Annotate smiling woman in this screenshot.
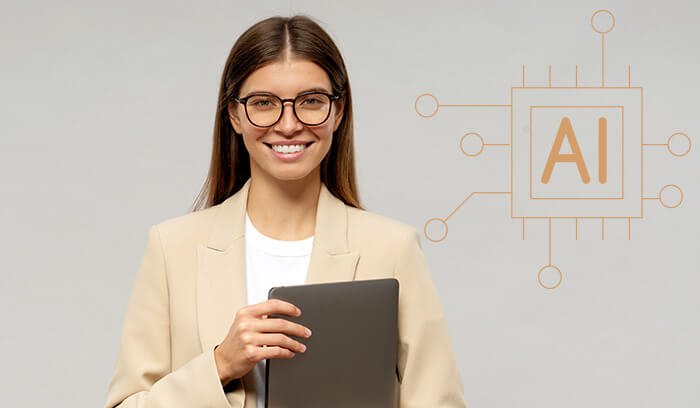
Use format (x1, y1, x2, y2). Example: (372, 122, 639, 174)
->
(228, 59, 343, 182)
(193, 15, 360, 212)
(104, 14, 467, 408)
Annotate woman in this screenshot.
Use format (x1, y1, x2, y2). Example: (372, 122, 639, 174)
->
(105, 15, 466, 408)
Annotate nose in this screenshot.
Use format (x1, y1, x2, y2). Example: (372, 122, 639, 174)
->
(274, 101, 303, 134)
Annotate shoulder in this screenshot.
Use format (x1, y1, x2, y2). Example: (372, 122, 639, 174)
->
(148, 204, 221, 249)
(345, 206, 421, 252)
(344, 206, 432, 283)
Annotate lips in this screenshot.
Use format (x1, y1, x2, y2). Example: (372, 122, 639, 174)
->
(263, 141, 315, 148)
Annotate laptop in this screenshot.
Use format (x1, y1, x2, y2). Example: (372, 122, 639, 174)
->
(265, 278, 399, 408)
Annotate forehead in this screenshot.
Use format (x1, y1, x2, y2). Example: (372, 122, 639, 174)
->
(239, 58, 332, 97)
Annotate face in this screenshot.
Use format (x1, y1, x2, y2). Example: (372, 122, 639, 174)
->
(228, 58, 344, 183)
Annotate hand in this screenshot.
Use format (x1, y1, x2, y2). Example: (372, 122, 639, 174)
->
(213, 299, 312, 386)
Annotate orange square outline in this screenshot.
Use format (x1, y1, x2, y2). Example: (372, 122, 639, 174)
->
(509, 86, 644, 219)
(529, 105, 625, 200)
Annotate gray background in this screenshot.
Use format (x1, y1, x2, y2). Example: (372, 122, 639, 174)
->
(1, 0, 698, 407)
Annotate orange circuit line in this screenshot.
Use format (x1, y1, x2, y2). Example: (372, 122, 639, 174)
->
(601, 33, 606, 86)
(548, 218, 552, 265)
(518, 216, 644, 219)
(439, 104, 512, 107)
(575, 218, 578, 240)
(511, 86, 642, 89)
(622, 107, 625, 196)
(510, 87, 514, 218)
(522, 218, 525, 240)
(530, 105, 622, 108)
(641, 88, 644, 218)
(627, 218, 631, 240)
(532, 197, 624, 200)
(529, 107, 533, 198)
(444, 191, 511, 222)
(601, 218, 605, 240)
(627, 65, 631, 87)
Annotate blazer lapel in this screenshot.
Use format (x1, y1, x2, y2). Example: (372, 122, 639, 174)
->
(305, 182, 360, 285)
(196, 179, 249, 353)
(196, 178, 360, 353)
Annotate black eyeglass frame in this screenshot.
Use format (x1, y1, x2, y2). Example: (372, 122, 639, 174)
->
(233, 91, 342, 128)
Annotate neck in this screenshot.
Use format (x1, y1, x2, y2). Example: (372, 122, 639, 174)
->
(246, 169, 321, 241)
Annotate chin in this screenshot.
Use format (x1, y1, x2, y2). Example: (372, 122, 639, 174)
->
(269, 169, 316, 182)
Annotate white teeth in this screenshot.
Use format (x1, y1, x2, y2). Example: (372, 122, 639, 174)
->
(271, 144, 306, 154)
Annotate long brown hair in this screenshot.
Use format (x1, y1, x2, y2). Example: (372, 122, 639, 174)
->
(192, 15, 363, 211)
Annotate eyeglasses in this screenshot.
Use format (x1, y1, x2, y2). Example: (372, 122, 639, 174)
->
(233, 91, 341, 127)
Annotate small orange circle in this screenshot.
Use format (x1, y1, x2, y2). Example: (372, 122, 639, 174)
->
(460, 132, 485, 157)
(424, 218, 449, 242)
(591, 10, 615, 34)
(537, 264, 563, 290)
(414, 93, 439, 118)
(667, 132, 692, 157)
(659, 184, 684, 209)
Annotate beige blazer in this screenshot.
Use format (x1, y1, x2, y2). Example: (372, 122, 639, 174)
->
(105, 178, 466, 408)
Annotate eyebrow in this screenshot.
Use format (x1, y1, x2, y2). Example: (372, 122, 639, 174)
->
(242, 87, 332, 97)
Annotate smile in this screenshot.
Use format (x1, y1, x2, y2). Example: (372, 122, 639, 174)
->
(263, 142, 314, 154)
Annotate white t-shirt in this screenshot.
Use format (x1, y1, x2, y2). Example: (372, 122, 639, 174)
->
(244, 211, 313, 408)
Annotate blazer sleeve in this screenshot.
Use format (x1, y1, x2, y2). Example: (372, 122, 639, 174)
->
(393, 227, 467, 408)
(104, 225, 240, 408)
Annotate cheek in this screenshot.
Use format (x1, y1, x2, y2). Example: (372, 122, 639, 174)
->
(240, 126, 267, 146)
(314, 129, 334, 157)
(312, 122, 335, 140)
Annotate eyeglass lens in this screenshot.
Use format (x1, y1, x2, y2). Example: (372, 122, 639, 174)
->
(245, 93, 331, 127)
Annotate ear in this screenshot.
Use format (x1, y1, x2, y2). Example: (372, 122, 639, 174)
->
(332, 98, 345, 132)
(227, 102, 243, 134)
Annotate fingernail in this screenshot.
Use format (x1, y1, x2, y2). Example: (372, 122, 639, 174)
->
(301, 344, 307, 352)
(305, 328, 312, 337)
(296, 308, 302, 316)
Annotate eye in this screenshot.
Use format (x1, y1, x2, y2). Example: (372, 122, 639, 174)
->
(301, 97, 322, 105)
(297, 93, 328, 107)
(248, 95, 278, 109)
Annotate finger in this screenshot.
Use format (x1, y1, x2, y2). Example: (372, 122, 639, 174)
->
(254, 333, 307, 353)
(253, 318, 312, 338)
(259, 346, 296, 360)
(245, 299, 302, 318)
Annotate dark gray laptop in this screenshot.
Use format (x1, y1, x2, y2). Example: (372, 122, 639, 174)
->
(265, 278, 399, 408)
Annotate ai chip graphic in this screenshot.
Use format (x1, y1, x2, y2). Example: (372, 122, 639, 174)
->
(415, 10, 692, 289)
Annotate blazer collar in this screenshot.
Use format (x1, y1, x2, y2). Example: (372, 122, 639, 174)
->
(196, 178, 360, 353)
(206, 178, 352, 254)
